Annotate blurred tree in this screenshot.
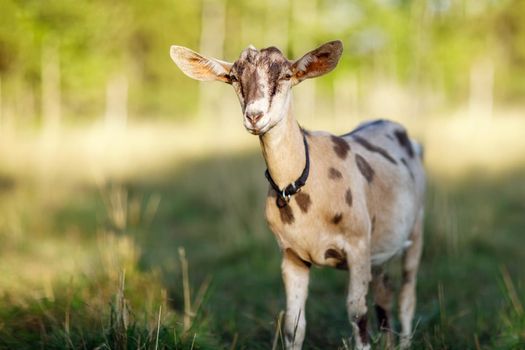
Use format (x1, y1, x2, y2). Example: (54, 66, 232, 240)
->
(493, 0, 525, 102)
(0, 0, 523, 125)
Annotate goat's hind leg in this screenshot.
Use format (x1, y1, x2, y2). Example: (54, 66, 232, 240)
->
(371, 266, 394, 348)
(399, 209, 424, 349)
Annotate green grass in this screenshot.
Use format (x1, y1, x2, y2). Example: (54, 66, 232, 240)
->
(0, 151, 524, 349)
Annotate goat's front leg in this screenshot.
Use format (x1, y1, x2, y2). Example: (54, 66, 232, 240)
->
(346, 240, 372, 350)
(282, 248, 310, 350)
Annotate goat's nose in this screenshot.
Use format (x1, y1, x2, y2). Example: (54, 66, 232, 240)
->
(246, 111, 263, 125)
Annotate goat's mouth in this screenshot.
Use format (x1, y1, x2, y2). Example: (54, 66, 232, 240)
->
(245, 121, 271, 135)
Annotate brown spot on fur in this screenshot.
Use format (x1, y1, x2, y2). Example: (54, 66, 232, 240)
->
(402, 270, 414, 284)
(345, 189, 353, 207)
(331, 136, 350, 159)
(355, 154, 375, 183)
(394, 129, 414, 158)
(352, 135, 397, 165)
(332, 213, 343, 225)
(357, 314, 369, 344)
(244, 70, 263, 103)
(268, 62, 282, 106)
(295, 192, 311, 213)
(328, 167, 342, 180)
(279, 204, 294, 225)
(324, 248, 347, 270)
(371, 216, 376, 234)
(324, 248, 343, 260)
(284, 330, 294, 344)
(401, 157, 415, 180)
(383, 273, 392, 289)
(375, 305, 389, 331)
(337, 262, 347, 270)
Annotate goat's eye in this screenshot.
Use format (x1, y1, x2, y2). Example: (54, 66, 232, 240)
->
(282, 73, 292, 81)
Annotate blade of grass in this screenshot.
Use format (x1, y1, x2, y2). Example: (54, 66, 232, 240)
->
(155, 305, 162, 350)
(500, 265, 523, 315)
(179, 247, 192, 333)
(229, 333, 238, 350)
(271, 311, 284, 350)
(192, 275, 212, 318)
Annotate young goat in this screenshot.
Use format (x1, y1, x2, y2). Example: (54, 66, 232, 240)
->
(170, 40, 425, 350)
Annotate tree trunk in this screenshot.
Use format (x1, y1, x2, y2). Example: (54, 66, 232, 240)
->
(105, 74, 129, 131)
(41, 40, 61, 133)
(198, 0, 227, 121)
(290, 0, 317, 125)
(264, 0, 289, 50)
(468, 57, 494, 121)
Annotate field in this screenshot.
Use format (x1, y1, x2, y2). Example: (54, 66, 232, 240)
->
(2, 0, 525, 348)
(0, 115, 524, 350)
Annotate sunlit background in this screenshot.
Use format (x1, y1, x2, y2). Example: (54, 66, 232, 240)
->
(0, 1, 524, 349)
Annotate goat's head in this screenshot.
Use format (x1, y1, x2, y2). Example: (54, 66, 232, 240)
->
(170, 41, 343, 135)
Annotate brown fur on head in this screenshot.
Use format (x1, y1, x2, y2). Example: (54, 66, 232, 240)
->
(170, 41, 343, 135)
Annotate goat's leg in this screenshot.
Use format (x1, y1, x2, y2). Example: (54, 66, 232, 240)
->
(399, 209, 424, 349)
(282, 248, 310, 350)
(346, 242, 372, 350)
(371, 266, 394, 348)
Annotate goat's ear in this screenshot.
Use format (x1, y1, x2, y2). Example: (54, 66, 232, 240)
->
(291, 40, 343, 85)
(170, 45, 233, 83)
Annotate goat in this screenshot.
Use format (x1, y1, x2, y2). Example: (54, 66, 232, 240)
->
(170, 40, 425, 350)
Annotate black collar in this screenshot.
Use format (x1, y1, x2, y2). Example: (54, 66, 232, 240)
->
(264, 132, 310, 208)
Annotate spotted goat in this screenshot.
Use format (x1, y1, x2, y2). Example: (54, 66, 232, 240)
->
(170, 40, 425, 350)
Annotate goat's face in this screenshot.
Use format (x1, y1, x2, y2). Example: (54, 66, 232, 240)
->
(230, 46, 293, 134)
(170, 41, 343, 135)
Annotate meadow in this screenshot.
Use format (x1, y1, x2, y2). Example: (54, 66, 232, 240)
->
(1, 0, 525, 348)
(0, 115, 523, 350)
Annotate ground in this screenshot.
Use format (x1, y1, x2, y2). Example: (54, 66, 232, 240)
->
(0, 120, 524, 349)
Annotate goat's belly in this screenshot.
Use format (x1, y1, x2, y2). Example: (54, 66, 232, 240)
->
(370, 242, 406, 265)
(369, 189, 420, 265)
(370, 225, 413, 265)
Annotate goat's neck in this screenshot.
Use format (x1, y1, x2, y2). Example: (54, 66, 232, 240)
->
(259, 104, 306, 190)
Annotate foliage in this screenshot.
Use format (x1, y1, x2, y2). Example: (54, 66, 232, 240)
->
(1, 0, 524, 122)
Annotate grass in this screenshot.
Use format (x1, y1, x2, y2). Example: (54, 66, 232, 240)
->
(0, 120, 524, 349)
